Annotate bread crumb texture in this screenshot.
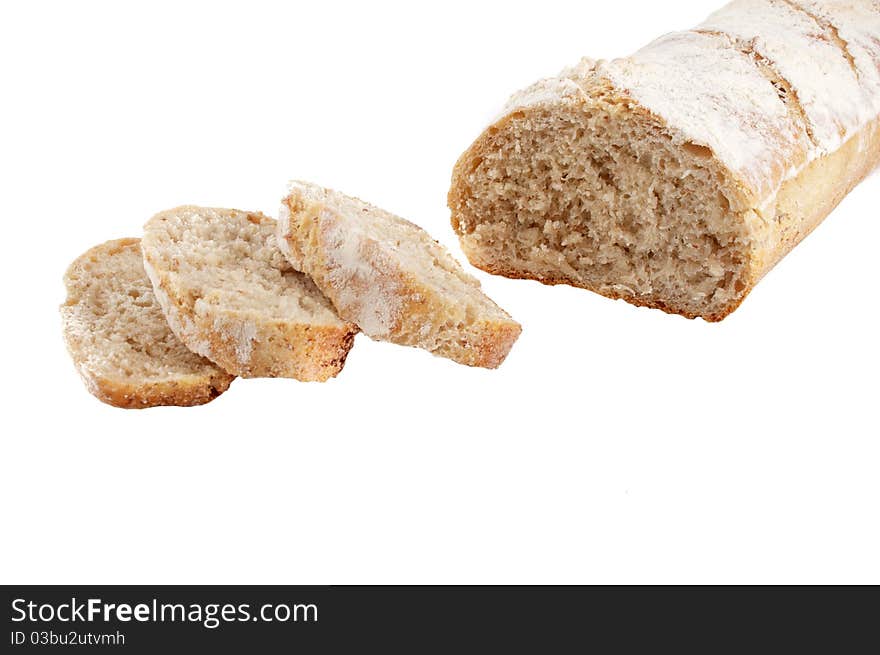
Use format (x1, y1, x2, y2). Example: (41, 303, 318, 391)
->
(142, 206, 357, 380)
(61, 238, 234, 408)
(279, 181, 521, 369)
(449, 0, 880, 321)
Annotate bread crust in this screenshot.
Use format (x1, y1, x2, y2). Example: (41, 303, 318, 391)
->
(752, 113, 880, 284)
(71, 366, 233, 409)
(142, 207, 357, 381)
(449, 1, 880, 321)
(61, 238, 234, 409)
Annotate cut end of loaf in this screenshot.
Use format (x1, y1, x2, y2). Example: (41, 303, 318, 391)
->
(449, 88, 756, 321)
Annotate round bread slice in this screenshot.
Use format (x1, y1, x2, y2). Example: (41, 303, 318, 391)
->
(61, 238, 234, 408)
(278, 181, 521, 369)
(142, 206, 357, 381)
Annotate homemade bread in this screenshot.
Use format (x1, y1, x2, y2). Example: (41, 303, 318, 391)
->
(61, 238, 234, 408)
(278, 182, 521, 368)
(448, 0, 880, 321)
(142, 206, 357, 380)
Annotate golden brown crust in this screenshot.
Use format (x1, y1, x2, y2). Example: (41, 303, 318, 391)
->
(72, 366, 233, 410)
(465, 320, 523, 369)
(461, 257, 747, 323)
(748, 114, 880, 285)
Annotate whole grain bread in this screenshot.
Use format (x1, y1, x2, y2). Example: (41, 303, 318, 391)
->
(61, 238, 234, 408)
(142, 206, 357, 381)
(278, 181, 521, 369)
(448, 0, 880, 321)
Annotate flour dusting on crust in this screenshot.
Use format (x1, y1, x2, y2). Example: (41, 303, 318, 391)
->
(320, 214, 402, 337)
(601, 30, 811, 201)
(700, 0, 872, 154)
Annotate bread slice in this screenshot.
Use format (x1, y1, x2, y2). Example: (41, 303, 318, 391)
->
(448, 0, 880, 321)
(61, 238, 234, 408)
(278, 181, 521, 369)
(142, 206, 357, 381)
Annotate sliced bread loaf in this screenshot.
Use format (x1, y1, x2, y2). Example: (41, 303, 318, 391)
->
(61, 238, 234, 408)
(142, 206, 357, 381)
(278, 182, 521, 369)
(448, 0, 880, 321)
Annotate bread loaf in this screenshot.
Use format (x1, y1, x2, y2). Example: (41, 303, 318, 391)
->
(448, 0, 880, 321)
(278, 182, 521, 368)
(61, 239, 234, 408)
(142, 206, 358, 380)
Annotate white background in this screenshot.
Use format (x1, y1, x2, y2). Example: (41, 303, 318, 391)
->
(1, 0, 877, 584)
